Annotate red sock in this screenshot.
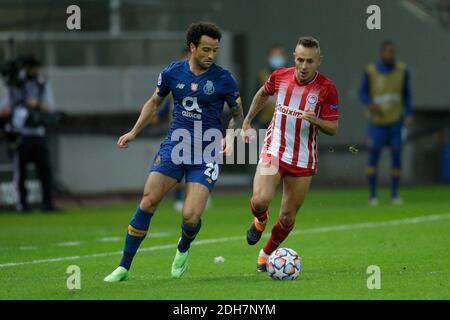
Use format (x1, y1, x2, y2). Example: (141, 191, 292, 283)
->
(263, 220, 294, 255)
(250, 198, 268, 222)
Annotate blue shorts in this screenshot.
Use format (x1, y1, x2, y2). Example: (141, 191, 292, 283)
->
(368, 120, 405, 150)
(149, 145, 220, 191)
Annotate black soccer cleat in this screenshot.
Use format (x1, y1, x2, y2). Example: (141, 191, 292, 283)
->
(256, 262, 267, 273)
(246, 219, 264, 245)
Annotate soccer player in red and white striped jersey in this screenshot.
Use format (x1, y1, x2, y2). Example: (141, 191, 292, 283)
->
(241, 37, 340, 271)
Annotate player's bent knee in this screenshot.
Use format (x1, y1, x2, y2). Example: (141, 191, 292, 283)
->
(251, 194, 271, 212)
(279, 214, 296, 228)
(182, 215, 201, 227)
(139, 195, 159, 212)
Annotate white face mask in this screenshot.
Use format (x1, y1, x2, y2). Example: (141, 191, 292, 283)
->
(269, 56, 286, 69)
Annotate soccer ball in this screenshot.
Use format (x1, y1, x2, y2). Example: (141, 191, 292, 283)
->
(267, 248, 302, 280)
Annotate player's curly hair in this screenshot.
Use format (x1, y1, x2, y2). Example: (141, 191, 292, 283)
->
(186, 22, 222, 47)
(297, 36, 321, 54)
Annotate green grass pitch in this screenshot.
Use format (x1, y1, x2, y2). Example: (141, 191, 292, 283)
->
(0, 186, 449, 300)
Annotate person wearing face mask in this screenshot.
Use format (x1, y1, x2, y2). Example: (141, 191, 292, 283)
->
(0, 54, 59, 213)
(359, 41, 413, 206)
(253, 44, 287, 129)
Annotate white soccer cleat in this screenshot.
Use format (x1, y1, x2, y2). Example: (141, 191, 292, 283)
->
(391, 197, 403, 205)
(369, 198, 379, 206)
(104, 266, 129, 282)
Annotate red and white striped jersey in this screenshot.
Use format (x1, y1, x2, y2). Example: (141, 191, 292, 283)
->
(261, 67, 340, 170)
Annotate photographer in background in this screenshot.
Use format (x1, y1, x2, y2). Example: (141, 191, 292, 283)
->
(0, 54, 60, 213)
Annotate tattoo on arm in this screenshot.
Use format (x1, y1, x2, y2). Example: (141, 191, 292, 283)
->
(227, 102, 244, 130)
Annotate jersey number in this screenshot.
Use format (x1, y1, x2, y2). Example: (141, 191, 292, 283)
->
(204, 163, 219, 181)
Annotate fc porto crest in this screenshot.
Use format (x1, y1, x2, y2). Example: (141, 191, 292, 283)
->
(191, 83, 198, 91)
(203, 80, 215, 95)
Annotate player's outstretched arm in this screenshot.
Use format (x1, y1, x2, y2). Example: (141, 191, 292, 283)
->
(241, 86, 270, 141)
(117, 91, 165, 148)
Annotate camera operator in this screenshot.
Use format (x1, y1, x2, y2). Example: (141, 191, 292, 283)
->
(0, 54, 59, 213)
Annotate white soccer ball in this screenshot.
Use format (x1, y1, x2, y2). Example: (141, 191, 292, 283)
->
(267, 248, 302, 280)
(214, 256, 225, 263)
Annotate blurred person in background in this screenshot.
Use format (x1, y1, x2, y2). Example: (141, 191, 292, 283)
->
(359, 41, 413, 206)
(0, 54, 60, 213)
(252, 44, 287, 130)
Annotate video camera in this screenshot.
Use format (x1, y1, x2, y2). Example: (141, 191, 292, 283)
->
(24, 108, 66, 127)
(0, 58, 25, 88)
(0, 54, 65, 131)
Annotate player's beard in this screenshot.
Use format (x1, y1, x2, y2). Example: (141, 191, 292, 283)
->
(199, 59, 213, 70)
(192, 54, 212, 70)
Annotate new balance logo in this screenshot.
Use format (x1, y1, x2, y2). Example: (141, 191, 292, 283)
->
(176, 83, 185, 89)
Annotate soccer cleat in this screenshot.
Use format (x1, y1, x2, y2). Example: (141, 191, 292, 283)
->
(256, 250, 268, 272)
(246, 217, 267, 245)
(369, 197, 379, 206)
(391, 197, 403, 205)
(171, 249, 189, 278)
(256, 263, 267, 272)
(104, 266, 129, 282)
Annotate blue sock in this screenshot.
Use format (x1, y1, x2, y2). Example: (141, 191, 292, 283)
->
(368, 173, 377, 199)
(367, 148, 381, 199)
(119, 207, 154, 270)
(174, 187, 183, 201)
(391, 148, 402, 198)
(177, 220, 202, 253)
